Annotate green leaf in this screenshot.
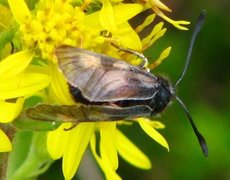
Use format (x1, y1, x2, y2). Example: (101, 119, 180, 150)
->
(0, 0, 9, 6)
(7, 131, 53, 179)
(0, 27, 16, 58)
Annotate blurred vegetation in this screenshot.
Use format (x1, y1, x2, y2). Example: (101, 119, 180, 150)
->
(132, 1, 230, 179)
(40, 1, 230, 179)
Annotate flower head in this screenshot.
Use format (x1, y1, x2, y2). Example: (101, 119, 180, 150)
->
(1, 0, 190, 179)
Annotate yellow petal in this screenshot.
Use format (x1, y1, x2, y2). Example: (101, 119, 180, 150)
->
(149, 46, 171, 69)
(0, 98, 24, 123)
(0, 72, 50, 100)
(47, 123, 72, 159)
(113, 22, 142, 50)
(154, 8, 190, 30)
(150, 0, 171, 12)
(63, 123, 95, 180)
(85, 3, 142, 29)
(113, 4, 143, 25)
(49, 64, 74, 105)
(141, 21, 164, 49)
(139, 119, 169, 151)
(156, 46, 171, 62)
(100, 122, 118, 170)
(116, 130, 151, 169)
(0, 50, 35, 79)
(8, 0, 31, 24)
(147, 120, 165, 129)
(0, 129, 12, 152)
(90, 135, 121, 180)
(100, 0, 117, 31)
(150, 28, 166, 45)
(135, 14, 156, 33)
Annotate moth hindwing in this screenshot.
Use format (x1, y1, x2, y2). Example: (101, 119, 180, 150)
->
(26, 104, 152, 122)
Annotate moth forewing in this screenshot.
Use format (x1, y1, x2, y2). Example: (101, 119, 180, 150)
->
(55, 46, 160, 102)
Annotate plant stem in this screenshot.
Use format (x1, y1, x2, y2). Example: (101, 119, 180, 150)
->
(0, 152, 8, 180)
(0, 124, 16, 180)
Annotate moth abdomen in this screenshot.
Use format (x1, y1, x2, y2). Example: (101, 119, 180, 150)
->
(68, 84, 104, 106)
(68, 76, 173, 116)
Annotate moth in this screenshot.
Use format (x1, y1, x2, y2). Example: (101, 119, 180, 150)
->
(26, 11, 208, 156)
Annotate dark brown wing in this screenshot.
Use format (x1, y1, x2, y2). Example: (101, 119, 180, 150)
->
(56, 46, 159, 102)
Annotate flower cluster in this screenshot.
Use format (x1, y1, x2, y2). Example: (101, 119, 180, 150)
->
(0, 0, 189, 179)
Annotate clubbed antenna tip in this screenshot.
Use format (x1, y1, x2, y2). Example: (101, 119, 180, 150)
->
(176, 96, 208, 157)
(174, 10, 206, 87)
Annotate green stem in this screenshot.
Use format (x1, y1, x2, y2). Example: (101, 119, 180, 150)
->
(0, 124, 16, 180)
(0, 152, 8, 180)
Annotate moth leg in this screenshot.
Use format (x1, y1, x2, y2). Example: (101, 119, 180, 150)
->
(10, 42, 15, 54)
(100, 30, 112, 37)
(111, 43, 148, 69)
(64, 123, 78, 131)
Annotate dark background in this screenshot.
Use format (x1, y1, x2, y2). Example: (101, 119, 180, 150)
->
(40, 0, 230, 179)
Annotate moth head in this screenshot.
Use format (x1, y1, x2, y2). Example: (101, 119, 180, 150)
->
(149, 76, 175, 115)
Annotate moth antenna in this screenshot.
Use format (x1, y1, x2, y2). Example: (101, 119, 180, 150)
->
(174, 10, 206, 87)
(175, 96, 208, 157)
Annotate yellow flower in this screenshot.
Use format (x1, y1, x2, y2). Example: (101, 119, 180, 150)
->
(4, 0, 189, 179)
(0, 49, 49, 152)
